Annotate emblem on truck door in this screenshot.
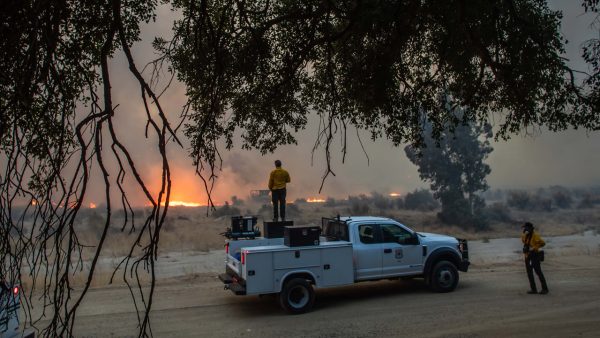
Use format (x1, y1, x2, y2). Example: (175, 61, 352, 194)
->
(395, 248, 403, 259)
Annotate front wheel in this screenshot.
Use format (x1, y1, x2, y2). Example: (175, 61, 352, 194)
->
(429, 260, 459, 293)
(278, 278, 315, 314)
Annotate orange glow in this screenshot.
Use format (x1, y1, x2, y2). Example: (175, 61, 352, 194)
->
(389, 193, 401, 197)
(163, 200, 204, 207)
(89, 202, 97, 209)
(31, 200, 37, 206)
(306, 198, 326, 203)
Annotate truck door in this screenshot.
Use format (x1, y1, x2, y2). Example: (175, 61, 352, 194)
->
(379, 223, 423, 276)
(354, 224, 384, 280)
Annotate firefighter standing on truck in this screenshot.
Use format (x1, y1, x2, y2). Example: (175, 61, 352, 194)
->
(268, 160, 290, 221)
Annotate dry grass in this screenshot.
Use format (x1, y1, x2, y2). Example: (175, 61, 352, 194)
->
(19, 202, 599, 289)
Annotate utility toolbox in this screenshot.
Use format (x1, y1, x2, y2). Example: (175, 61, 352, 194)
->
(263, 220, 294, 238)
(284, 226, 321, 247)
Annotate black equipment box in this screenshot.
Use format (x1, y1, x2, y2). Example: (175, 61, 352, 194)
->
(284, 226, 321, 247)
(226, 216, 259, 239)
(263, 221, 294, 238)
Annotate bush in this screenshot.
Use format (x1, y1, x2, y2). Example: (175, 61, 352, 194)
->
(347, 196, 370, 215)
(437, 194, 488, 230)
(324, 197, 337, 207)
(371, 192, 392, 210)
(550, 186, 573, 209)
(506, 190, 531, 210)
(212, 202, 241, 218)
(231, 195, 244, 206)
(285, 203, 302, 218)
(404, 189, 439, 211)
(578, 194, 596, 209)
(484, 202, 513, 222)
(394, 197, 405, 209)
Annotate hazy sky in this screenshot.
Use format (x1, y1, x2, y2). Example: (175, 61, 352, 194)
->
(94, 1, 600, 206)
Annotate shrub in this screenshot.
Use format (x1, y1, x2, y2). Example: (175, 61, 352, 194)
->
(552, 190, 573, 209)
(484, 202, 513, 222)
(212, 202, 241, 218)
(231, 195, 244, 206)
(371, 192, 392, 210)
(578, 194, 596, 209)
(506, 190, 531, 210)
(347, 196, 370, 214)
(324, 197, 337, 207)
(285, 203, 302, 218)
(404, 189, 439, 211)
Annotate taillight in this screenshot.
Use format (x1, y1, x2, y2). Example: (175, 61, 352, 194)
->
(13, 286, 19, 295)
(241, 251, 246, 265)
(225, 243, 229, 254)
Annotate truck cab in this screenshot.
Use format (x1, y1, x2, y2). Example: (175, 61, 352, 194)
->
(324, 216, 468, 283)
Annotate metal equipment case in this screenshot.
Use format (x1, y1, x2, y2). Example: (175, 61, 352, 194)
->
(284, 226, 321, 247)
(263, 221, 293, 238)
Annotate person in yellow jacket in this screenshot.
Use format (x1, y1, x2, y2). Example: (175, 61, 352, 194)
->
(521, 222, 549, 294)
(268, 160, 291, 221)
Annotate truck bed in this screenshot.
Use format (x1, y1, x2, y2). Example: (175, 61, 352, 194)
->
(222, 239, 354, 295)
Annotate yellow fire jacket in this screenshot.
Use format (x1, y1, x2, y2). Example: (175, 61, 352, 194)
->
(268, 167, 290, 190)
(521, 231, 545, 254)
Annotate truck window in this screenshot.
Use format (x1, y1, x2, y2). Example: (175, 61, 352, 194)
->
(323, 220, 349, 241)
(358, 224, 376, 244)
(380, 224, 414, 244)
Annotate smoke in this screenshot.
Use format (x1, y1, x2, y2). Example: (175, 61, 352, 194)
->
(87, 1, 600, 207)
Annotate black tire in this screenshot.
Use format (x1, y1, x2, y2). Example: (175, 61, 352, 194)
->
(278, 278, 315, 314)
(429, 260, 459, 293)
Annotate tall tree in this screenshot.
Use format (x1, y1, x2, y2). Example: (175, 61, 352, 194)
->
(405, 106, 493, 228)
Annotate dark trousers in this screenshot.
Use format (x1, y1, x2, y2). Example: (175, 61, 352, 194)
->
(271, 188, 286, 221)
(525, 251, 548, 292)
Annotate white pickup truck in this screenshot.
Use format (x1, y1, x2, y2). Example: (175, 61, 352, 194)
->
(219, 216, 469, 313)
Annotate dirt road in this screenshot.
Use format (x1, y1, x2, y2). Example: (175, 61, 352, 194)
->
(63, 234, 600, 338)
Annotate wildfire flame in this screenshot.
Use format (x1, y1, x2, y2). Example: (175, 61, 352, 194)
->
(389, 193, 401, 197)
(306, 198, 326, 203)
(163, 200, 204, 207)
(89, 202, 97, 209)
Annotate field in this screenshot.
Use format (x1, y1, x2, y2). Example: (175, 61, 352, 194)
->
(14, 195, 600, 337)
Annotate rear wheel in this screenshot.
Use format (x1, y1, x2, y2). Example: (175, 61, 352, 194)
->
(429, 260, 459, 293)
(278, 278, 315, 314)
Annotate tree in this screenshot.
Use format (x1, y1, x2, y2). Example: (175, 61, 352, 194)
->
(405, 106, 493, 228)
(159, 0, 594, 191)
(1, 1, 176, 336)
(582, 0, 600, 116)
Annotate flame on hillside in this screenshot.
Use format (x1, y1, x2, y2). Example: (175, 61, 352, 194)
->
(306, 198, 326, 203)
(162, 200, 204, 207)
(389, 193, 401, 197)
(89, 202, 97, 209)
